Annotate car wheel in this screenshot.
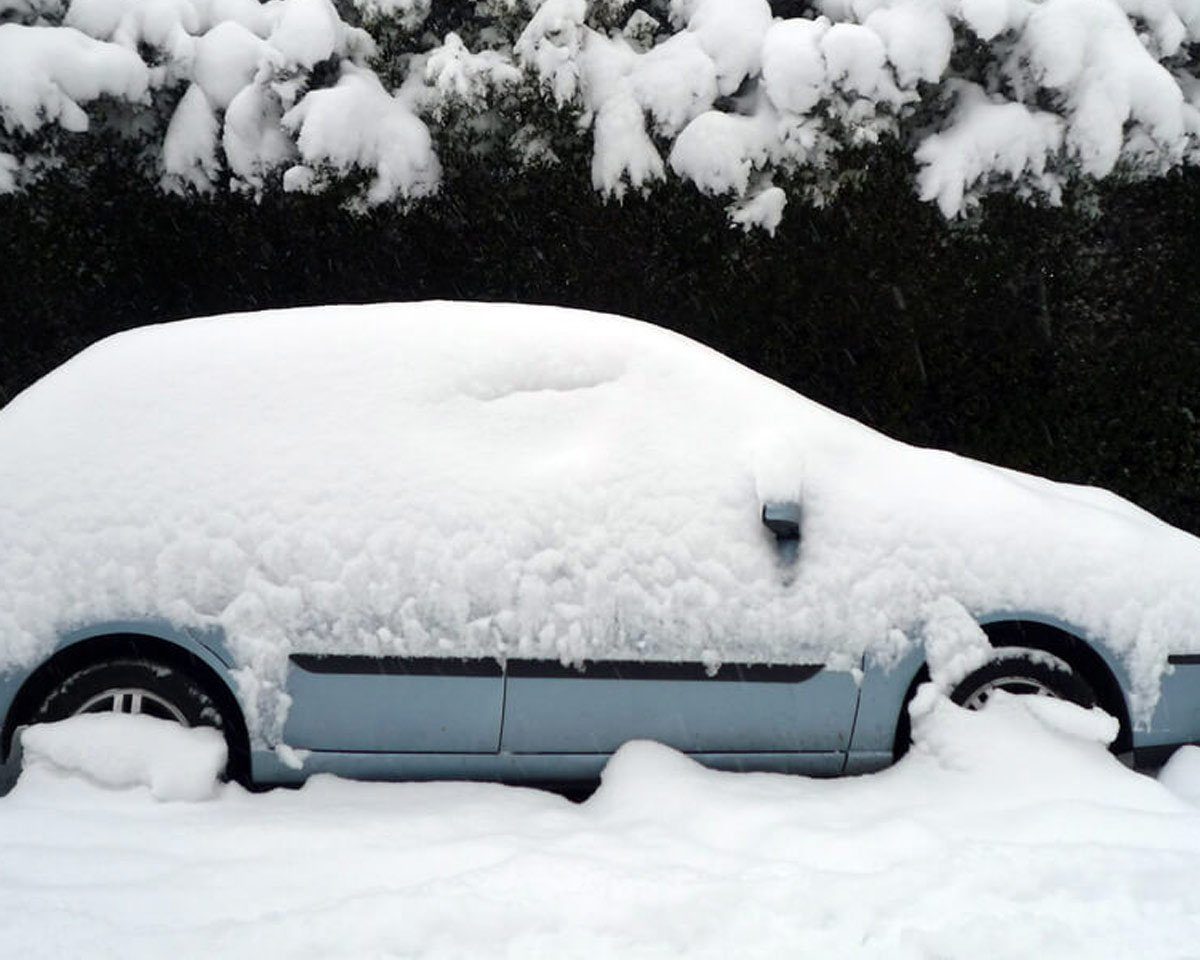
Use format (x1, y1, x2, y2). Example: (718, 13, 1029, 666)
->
(950, 646, 1096, 710)
(30, 658, 237, 773)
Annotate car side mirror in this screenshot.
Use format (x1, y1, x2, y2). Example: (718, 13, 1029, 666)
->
(761, 501, 801, 564)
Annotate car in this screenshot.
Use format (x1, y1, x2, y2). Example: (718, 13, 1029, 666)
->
(0, 300, 1198, 788)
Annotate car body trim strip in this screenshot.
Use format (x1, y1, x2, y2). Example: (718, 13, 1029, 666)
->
(290, 654, 822, 683)
(290, 655, 503, 677)
(506, 659, 823, 682)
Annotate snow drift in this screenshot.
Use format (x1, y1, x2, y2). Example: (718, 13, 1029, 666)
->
(1, 691, 1198, 958)
(0, 300, 1198, 741)
(20, 713, 227, 801)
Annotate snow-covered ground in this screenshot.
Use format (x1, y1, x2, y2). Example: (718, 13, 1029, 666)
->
(2, 690, 1198, 959)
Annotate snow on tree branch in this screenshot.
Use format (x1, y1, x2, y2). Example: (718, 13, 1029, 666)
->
(0, 24, 149, 135)
(282, 63, 441, 203)
(1, 0, 1199, 228)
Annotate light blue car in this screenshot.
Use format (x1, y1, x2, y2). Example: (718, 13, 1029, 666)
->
(0, 302, 1198, 788)
(2, 611, 1199, 787)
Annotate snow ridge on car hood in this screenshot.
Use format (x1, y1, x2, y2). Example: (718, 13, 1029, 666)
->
(0, 301, 1196, 740)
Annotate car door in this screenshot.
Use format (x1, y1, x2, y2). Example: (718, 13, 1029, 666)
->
(499, 655, 861, 767)
(281, 654, 504, 752)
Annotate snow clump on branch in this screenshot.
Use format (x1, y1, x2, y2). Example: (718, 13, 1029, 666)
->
(1, 0, 1199, 226)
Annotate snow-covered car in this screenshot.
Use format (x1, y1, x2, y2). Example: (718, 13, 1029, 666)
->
(1, 301, 1198, 786)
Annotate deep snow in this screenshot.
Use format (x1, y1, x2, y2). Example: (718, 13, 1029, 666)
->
(21, 713, 227, 801)
(1, 692, 1198, 959)
(2, 302, 1200, 746)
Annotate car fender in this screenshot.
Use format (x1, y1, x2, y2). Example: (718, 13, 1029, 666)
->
(0, 619, 242, 762)
(848, 611, 1138, 763)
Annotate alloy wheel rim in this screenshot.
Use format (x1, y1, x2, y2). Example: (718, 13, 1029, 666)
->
(962, 675, 1057, 711)
(74, 687, 189, 725)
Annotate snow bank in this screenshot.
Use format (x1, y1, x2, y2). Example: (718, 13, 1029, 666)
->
(1159, 744, 1200, 806)
(20, 714, 226, 801)
(1, 301, 1200, 743)
(904, 686, 1128, 787)
(594, 688, 1172, 821)
(3, 691, 1196, 958)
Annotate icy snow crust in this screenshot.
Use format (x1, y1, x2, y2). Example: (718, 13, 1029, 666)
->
(1, 300, 1198, 740)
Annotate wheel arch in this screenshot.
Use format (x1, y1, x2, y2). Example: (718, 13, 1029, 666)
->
(891, 616, 1133, 759)
(977, 618, 1132, 754)
(1, 630, 250, 780)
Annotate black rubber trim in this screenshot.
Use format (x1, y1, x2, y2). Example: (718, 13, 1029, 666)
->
(501, 659, 822, 682)
(289, 654, 822, 683)
(291, 655, 502, 677)
(1167, 654, 1200, 665)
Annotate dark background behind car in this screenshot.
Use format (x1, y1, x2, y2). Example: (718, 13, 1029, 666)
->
(1, 141, 1198, 535)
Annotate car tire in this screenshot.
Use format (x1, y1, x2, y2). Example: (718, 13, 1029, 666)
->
(30, 658, 239, 777)
(950, 646, 1097, 711)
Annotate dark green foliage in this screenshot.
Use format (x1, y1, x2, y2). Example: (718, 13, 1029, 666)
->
(1, 138, 1197, 536)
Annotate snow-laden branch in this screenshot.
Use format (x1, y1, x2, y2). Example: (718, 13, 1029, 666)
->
(2, 0, 1199, 227)
(0, 23, 149, 134)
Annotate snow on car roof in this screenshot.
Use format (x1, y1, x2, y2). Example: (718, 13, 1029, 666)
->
(0, 300, 1197, 738)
